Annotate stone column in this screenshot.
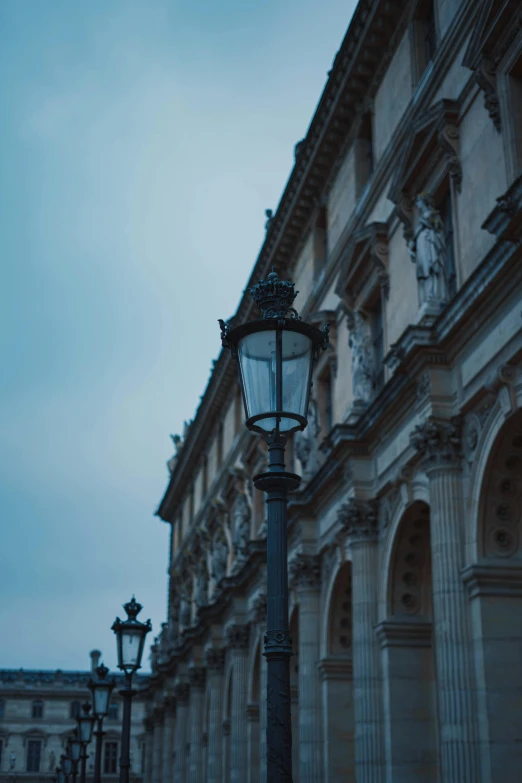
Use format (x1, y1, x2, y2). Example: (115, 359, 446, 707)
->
(289, 554, 323, 783)
(205, 647, 225, 783)
(172, 683, 190, 783)
(188, 667, 206, 783)
(152, 708, 165, 783)
(162, 700, 176, 783)
(226, 623, 250, 783)
(411, 418, 479, 782)
(246, 703, 260, 783)
(340, 499, 383, 783)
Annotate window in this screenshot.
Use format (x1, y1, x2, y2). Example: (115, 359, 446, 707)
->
(313, 205, 328, 277)
(217, 422, 224, 468)
(423, 0, 437, 65)
(0, 738, 3, 769)
(141, 742, 146, 774)
(103, 742, 118, 775)
(31, 700, 44, 719)
(26, 740, 41, 772)
(70, 701, 81, 719)
(355, 112, 374, 196)
(318, 367, 333, 435)
(411, 0, 438, 83)
(369, 295, 385, 392)
(0, 699, 4, 719)
(202, 454, 208, 495)
(108, 702, 119, 721)
(505, 53, 522, 176)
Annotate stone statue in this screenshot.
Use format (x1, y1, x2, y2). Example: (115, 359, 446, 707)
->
(348, 311, 376, 404)
(194, 557, 208, 609)
(231, 490, 252, 572)
(295, 398, 321, 477)
(211, 529, 229, 587)
(48, 751, 56, 772)
(265, 209, 274, 231)
(408, 193, 449, 305)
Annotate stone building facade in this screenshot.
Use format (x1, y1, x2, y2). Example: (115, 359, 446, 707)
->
(149, 0, 522, 781)
(0, 652, 148, 783)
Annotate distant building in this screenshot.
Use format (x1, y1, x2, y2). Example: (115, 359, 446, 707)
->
(147, 0, 522, 782)
(0, 651, 148, 783)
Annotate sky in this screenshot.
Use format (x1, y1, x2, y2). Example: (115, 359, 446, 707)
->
(0, 0, 356, 672)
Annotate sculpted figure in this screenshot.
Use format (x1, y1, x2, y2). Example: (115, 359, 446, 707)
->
(349, 311, 375, 404)
(211, 529, 229, 587)
(294, 398, 321, 477)
(408, 193, 449, 305)
(48, 752, 56, 772)
(231, 490, 252, 572)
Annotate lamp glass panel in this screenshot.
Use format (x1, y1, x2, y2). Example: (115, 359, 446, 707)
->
(121, 627, 143, 669)
(237, 328, 313, 432)
(93, 686, 111, 717)
(78, 716, 94, 744)
(62, 758, 72, 775)
(70, 740, 81, 762)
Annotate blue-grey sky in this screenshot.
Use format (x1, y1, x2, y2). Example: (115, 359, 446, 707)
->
(0, 0, 356, 672)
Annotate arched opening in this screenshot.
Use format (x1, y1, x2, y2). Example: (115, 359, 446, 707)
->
(247, 640, 261, 783)
(465, 411, 522, 782)
(379, 501, 437, 783)
(320, 561, 354, 783)
(290, 607, 300, 782)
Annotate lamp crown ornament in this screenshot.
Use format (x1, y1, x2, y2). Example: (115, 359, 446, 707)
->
(123, 595, 142, 620)
(80, 701, 92, 715)
(250, 268, 299, 320)
(95, 664, 109, 680)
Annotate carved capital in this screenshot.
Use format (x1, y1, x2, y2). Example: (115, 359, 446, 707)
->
(248, 593, 267, 625)
(289, 554, 321, 589)
(173, 682, 190, 704)
(204, 647, 225, 672)
(188, 666, 206, 689)
(337, 498, 379, 544)
(410, 416, 462, 471)
(226, 623, 250, 650)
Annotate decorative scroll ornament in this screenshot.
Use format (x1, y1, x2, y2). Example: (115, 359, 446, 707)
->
(250, 269, 299, 320)
(337, 498, 379, 543)
(288, 553, 321, 589)
(410, 416, 462, 469)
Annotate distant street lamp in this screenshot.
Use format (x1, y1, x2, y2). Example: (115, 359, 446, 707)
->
(55, 766, 66, 783)
(89, 664, 115, 783)
(61, 753, 72, 783)
(112, 597, 151, 783)
(76, 702, 96, 783)
(220, 269, 329, 783)
(68, 730, 82, 783)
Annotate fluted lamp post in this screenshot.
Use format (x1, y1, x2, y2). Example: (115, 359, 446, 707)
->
(89, 664, 115, 783)
(112, 597, 151, 783)
(220, 269, 329, 782)
(77, 702, 96, 783)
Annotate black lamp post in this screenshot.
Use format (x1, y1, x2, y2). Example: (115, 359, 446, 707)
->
(56, 766, 66, 783)
(61, 753, 72, 783)
(220, 269, 329, 782)
(68, 730, 82, 783)
(77, 702, 96, 783)
(112, 597, 151, 783)
(89, 664, 115, 783)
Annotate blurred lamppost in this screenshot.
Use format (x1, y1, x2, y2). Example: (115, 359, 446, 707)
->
(220, 269, 328, 783)
(61, 753, 72, 783)
(112, 597, 151, 783)
(68, 730, 82, 783)
(89, 664, 115, 783)
(55, 766, 66, 783)
(77, 702, 96, 783)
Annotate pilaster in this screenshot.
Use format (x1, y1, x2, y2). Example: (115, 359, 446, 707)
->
(226, 623, 250, 783)
(172, 683, 190, 783)
(188, 667, 206, 783)
(339, 499, 383, 783)
(162, 699, 176, 783)
(205, 647, 225, 783)
(411, 417, 479, 782)
(289, 554, 323, 783)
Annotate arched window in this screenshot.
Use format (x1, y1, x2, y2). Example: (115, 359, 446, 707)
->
(70, 701, 81, 719)
(31, 700, 44, 719)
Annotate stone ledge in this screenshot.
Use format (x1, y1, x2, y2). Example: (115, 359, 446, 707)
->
(318, 657, 353, 680)
(375, 619, 432, 648)
(462, 562, 522, 598)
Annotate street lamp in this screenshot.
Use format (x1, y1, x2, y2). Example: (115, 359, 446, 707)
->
(68, 730, 82, 783)
(112, 597, 151, 783)
(76, 702, 96, 783)
(55, 766, 66, 783)
(220, 269, 329, 782)
(61, 753, 72, 783)
(88, 664, 115, 783)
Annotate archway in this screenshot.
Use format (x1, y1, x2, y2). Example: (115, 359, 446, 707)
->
(379, 501, 438, 783)
(465, 411, 522, 782)
(320, 561, 354, 783)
